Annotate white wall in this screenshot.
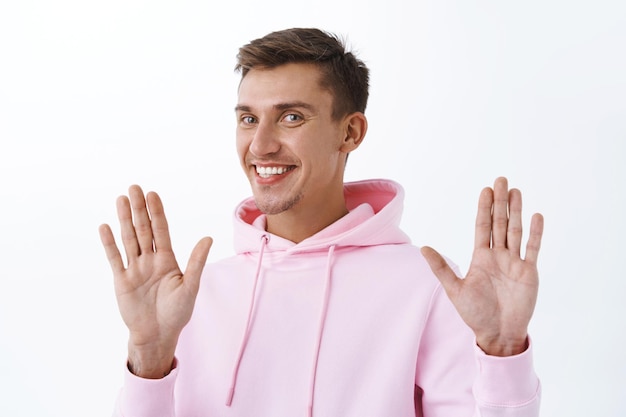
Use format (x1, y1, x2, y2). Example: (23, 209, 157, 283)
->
(0, 1, 624, 415)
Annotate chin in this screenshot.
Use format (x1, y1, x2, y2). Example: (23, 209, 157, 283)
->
(254, 193, 302, 215)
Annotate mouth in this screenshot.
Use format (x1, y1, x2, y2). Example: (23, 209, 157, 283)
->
(255, 165, 296, 179)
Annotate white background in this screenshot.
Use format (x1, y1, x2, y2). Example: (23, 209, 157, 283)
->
(1, 0, 624, 416)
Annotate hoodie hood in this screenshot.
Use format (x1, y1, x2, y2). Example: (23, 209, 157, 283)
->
(233, 179, 412, 254)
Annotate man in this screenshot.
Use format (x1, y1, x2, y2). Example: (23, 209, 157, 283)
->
(99, 28, 544, 416)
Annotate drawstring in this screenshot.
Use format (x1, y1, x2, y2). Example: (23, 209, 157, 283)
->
(226, 234, 269, 406)
(225, 238, 336, 417)
(307, 245, 336, 417)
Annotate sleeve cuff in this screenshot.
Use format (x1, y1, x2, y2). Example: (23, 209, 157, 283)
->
(473, 338, 541, 407)
(116, 358, 178, 417)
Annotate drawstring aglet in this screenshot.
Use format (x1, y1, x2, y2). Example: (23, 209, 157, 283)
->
(225, 387, 235, 406)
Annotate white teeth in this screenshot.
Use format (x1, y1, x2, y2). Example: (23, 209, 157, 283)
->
(256, 166, 292, 178)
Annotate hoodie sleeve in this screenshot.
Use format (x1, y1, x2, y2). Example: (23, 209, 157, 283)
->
(112, 360, 178, 417)
(415, 285, 541, 417)
(472, 342, 541, 416)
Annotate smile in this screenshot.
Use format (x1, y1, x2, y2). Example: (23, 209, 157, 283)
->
(255, 165, 295, 178)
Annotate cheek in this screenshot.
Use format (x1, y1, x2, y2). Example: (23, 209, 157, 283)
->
(309, 131, 344, 163)
(235, 132, 249, 162)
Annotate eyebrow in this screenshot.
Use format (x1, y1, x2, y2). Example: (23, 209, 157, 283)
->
(234, 101, 316, 113)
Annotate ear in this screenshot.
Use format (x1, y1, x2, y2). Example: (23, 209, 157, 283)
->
(339, 112, 368, 153)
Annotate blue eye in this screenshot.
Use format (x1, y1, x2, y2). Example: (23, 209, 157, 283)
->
(284, 114, 302, 122)
(242, 116, 256, 124)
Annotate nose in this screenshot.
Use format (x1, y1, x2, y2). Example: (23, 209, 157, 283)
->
(249, 120, 280, 156)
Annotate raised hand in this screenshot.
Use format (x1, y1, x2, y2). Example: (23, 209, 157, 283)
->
(421, 177, 544, 356)
(99, 185, 213, 377)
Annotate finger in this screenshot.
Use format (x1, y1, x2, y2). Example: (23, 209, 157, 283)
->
(507, 188, 523, 256)
(474, 187, 494, 250)
(116, 195, 140, 261)
(491, 177, 509, 248)
(146, 191, 172, 253)
(183, 237, 213, 293)
(128, 185, 154, 255)
(98, 223, 125, 274)
(420, 246, 461, 298)
(525, 213, 544, 265)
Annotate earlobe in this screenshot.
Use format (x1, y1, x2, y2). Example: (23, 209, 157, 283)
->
(340, 112, 368, 153)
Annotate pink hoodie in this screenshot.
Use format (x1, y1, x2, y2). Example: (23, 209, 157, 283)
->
(114, 179, 541, 417)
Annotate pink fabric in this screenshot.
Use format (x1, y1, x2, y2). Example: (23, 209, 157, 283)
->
(225, 234, 268, 406)
(114, 179, 540, 417)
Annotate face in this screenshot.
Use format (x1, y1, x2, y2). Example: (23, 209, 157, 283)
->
(236, 63, 352, 216)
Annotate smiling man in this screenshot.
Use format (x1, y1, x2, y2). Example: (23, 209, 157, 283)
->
(236, 62, 367, 242)
(100, 28, 544, 417)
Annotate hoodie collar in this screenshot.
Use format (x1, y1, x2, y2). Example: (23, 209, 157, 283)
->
(233, 179, 411, 254)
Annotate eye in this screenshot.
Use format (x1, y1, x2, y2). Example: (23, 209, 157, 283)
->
(282, 113, 303, 123)
(240, 115, 257, 125)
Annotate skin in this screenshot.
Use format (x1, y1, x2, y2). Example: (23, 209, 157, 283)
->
(421, 177, 544, 356)
(99, 63, 544, 379)
(99, 189, 212, 378)
(235, 63, 367, 243)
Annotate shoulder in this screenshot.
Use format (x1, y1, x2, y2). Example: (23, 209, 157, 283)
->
(333, 243, 443, 289)
(337, 243, 438, 270)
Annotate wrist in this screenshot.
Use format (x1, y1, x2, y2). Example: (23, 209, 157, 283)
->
(127, 356, 174, 379)
(127, 340, 176, 379)
(476, 334, 529, 357)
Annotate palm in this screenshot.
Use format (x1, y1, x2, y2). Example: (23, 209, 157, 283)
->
(99, 185, 212, 364)
(421, 177, 544, 356)
(457, 246, 539, 344)
(114, 244, 194, 347)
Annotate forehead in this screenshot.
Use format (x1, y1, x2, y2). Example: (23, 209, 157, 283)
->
(237, 63, 333, 111)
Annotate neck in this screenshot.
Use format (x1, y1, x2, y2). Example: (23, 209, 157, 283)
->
(265, 191, 349, 243)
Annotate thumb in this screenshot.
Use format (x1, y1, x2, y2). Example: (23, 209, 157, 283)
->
(420, 246, 461, 297)
(183, 237, 213, 292)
